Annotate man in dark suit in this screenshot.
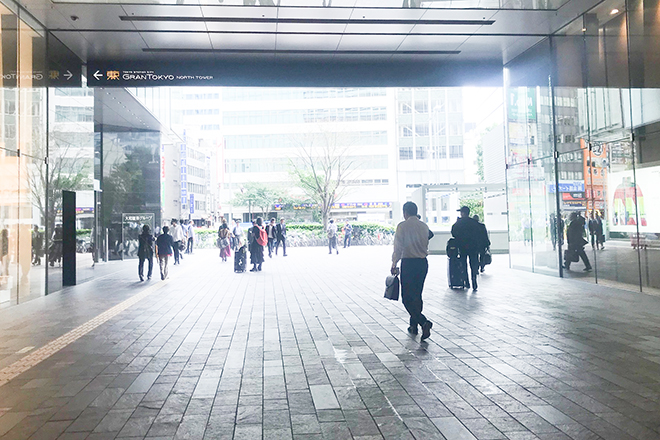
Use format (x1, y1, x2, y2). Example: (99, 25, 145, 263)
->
(276, 218, 287, 256)
(265, 218, 277, 258)
(451, 206, 482, 290)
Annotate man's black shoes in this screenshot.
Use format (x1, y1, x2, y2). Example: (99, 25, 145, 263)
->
(407, 326, 418, 335)
(421, 321, 433, 340)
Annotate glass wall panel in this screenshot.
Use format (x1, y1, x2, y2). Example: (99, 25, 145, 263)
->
(48, 87, 96, 289)
(530, 156, 561, 275)
(577, 2, 639, 288)
(0, 148, 19, 306)
(0, 1, 48, 306)
(627, 0, 660, 290)
(507, 163, 534, 271)
(19, 154, 46, 302)
(102, 131, 161, 261)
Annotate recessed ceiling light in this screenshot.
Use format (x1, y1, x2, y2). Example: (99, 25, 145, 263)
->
(610, 8, 620, 14)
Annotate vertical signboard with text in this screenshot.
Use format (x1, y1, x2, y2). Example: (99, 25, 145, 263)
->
(180, 142, 187, 217)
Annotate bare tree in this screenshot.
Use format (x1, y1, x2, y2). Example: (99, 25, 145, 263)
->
(289, 132, 357, 229)
(26, 132, 93, 233)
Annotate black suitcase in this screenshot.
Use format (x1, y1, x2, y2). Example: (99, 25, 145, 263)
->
(448, 256, 467, 289)
(446, 238, 467, 289)
(234, 247, 246, 273)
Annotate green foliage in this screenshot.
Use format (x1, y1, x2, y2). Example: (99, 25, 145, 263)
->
(231, 182, 286, 215)
(287, 222, 395, 235)
(459, 193, 484, 221)
(103, 146, 154, 226)
(476, 141, 484, 182)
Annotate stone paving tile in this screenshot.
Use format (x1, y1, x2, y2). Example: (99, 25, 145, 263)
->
(1, 248, 660, 439)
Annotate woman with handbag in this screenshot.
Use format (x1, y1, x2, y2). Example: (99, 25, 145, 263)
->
(218, 219, 232, 262)
(249, 217, 266, 272)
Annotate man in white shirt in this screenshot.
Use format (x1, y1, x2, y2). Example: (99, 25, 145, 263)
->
(327, 219, 338, 255)
(391, 202, 432, 340)
(185, 220, 195, 254)
(171, 219, 184, 265)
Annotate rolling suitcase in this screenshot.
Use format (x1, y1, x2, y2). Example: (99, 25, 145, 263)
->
(447, 238, 467, 289)
(234, 247, 246, 273)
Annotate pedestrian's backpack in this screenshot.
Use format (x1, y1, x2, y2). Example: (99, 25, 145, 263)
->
(256, 227, 268, 246)
(446, 238, 459, 259)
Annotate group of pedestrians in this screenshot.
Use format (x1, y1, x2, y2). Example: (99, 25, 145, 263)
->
(451, 206, 491, 290)
(136, 218, 196, 281)
(327, 220, 353, 254)
(391, 202, 493, 341)
(217, 217, 288, 273)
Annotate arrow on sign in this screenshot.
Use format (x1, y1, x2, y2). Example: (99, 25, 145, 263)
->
(93, 70, 102, 80)
(64, 70, 73, 80)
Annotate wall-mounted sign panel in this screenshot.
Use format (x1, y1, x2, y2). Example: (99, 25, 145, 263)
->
(48, 33, 82, 87)
(86, 60, 504, 88)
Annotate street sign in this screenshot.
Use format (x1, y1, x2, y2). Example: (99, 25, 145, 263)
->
(190, 194, 195, 214)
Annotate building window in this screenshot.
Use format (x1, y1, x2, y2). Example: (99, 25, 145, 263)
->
(415, 124, 429, 137)
(415, 101, 428, 113)
(449, 145, 463, 158)
(401, 126, 413, 137)
(432, 145, 446, 158)
(399, 147, 413, 160)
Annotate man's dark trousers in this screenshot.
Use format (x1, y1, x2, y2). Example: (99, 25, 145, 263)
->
(461, 249, 479, 286)
(400, 258, 429, 329)
(138, 256, 153, 279)
(275, 236, 286, 255)
(173, 241, 181, 264)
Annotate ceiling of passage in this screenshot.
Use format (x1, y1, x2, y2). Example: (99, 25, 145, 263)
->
(19, 0, 602, 67)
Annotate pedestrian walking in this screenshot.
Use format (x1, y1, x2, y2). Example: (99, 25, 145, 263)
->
(327, 219, 339, 254)
(588, 212, 605, 250)
(186, 220, 195, 254)
(218, 219, 232, 262)
(1, 229, 9, 283)
(565, 211, 592, 272)
(171, 219, 184, 265)
(266, 218, 277, 258)
(32, 225, 43, 266)
(391, 202, 433, 340)
(232, 219, 242, 250)
(250, 217, 266, 272)
(275, 218, 287, 256)
(137, 225, 154, 281)
(550, 213, 564, 251)
(451, 206, 481, 290)
(472, 215, 491, 273)
(155, 226, 174, 280)
(343, 221, 353, 248)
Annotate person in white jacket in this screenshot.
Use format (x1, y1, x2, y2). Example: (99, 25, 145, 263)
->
(171, 219, 185, 265)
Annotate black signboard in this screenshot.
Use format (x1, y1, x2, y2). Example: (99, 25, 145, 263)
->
(88, 64, 216, 87)
(47, 34, 83, 87)
(86, 59, 504, 88)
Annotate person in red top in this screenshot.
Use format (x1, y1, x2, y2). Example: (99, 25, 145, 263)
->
(249, 217, 265, 272)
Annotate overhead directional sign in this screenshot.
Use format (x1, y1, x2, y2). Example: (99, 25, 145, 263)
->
(88, 63, 216, 87)
(86, 59, 505, 88)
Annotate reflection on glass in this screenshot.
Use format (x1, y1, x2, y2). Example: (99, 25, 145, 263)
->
(506, 163, 533, 271)
(103, 132, 161, 261)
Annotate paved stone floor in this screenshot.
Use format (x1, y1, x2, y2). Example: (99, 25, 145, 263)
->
(1, 246, 660, 440)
